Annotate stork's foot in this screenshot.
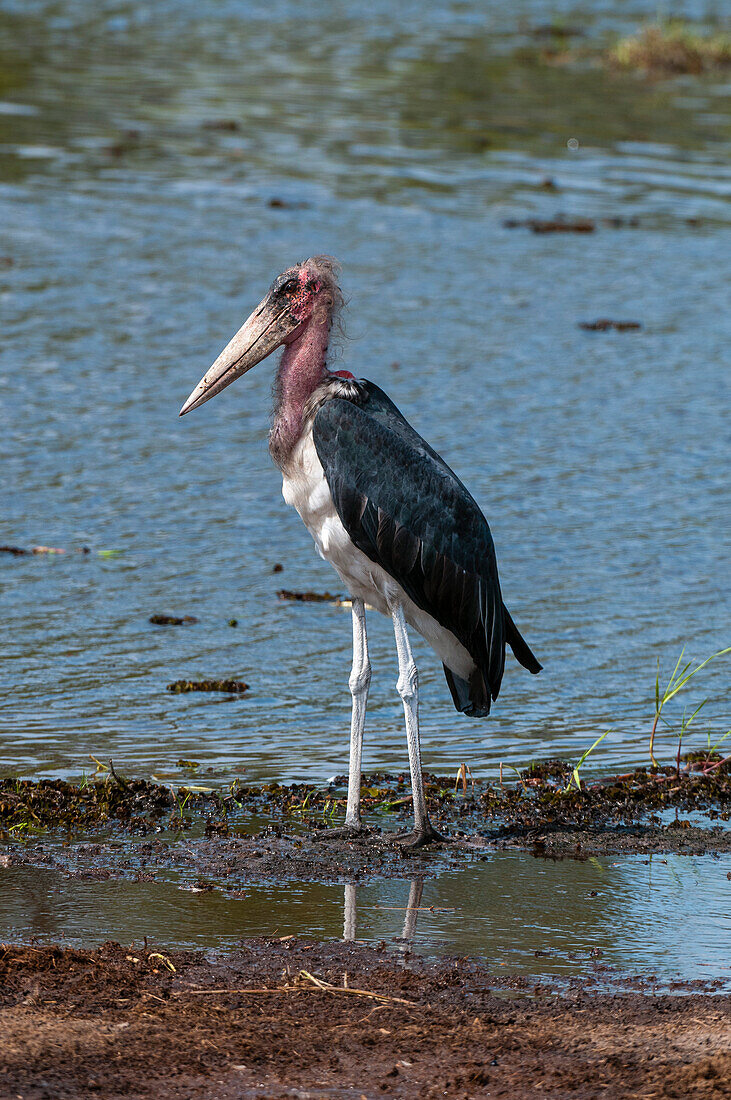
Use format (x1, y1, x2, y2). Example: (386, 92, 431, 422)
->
(388, 822, 448, 848)
(317, 822, 374, 842)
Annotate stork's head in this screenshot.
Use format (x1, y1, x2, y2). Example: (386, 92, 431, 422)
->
(179, 256, 342, 416)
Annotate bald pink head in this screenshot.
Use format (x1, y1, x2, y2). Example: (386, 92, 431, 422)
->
(179, 255, 342, 417)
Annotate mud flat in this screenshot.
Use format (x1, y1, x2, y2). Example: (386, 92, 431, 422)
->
(0, 938, 728, 1099)
(2, 770, 729, 1096)
(2, 766, 730, 897)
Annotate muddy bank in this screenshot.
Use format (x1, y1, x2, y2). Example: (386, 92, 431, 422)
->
(2, 832, 463, 886)
(1, 939, 728, 1099)
(4, 814, 731, 896)
(2, 767, 729, 863)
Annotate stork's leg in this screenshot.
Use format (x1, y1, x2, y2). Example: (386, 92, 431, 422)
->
(344, 597, 370, 828)
(389, 600, 446, 846)
(317, 598, 371, 842)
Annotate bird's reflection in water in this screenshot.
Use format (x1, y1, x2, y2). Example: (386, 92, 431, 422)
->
(343, 883, 357, 942)
(343, 879, 425, 951)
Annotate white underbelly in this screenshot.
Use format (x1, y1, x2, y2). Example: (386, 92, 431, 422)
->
(281, 428, 475, 681)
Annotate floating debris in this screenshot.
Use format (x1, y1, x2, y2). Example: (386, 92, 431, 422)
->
(150, 614, 199, 626)
(268, 197, 308, 209)
(104, 130, 141, 158)
(1, 544, 90, 556)
(601, 216, 640, 228)
(167, 679, 249, 694)
(272, 563, 284, 573)
(201, 119, 240, 131)
(503, 216, 595, 233)
(228, 618, 239, 627)
(579, 319, 642, 332)
(531, 24, 585, 39)
(277, 589, 342, 603)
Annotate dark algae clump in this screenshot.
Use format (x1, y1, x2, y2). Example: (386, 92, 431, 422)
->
(503, 216, 595, 233)
(150, 614, 199, 625)
(277, 588, 342, 602)
(166, 679, 249, 694)
(0, 776, 177, 834)
(580, 319, 642, 331)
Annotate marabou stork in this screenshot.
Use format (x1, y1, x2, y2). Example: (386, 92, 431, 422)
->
(180, 257, 542, 846)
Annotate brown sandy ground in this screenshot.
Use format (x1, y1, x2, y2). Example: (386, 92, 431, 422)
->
(1, 939, 728, 1099)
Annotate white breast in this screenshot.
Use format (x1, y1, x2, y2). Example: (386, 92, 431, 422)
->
(281, 426, 475, 681)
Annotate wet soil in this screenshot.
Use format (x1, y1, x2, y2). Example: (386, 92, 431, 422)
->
(2, 766, 729, 886)
(1, 939, 728, 1099)
(5, 818, 731, 893)
(2, 764, 728, 839)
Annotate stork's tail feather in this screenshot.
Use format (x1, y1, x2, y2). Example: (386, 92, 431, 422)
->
(503, 604, 542, 674)
(443, 665, 492, 718)
(443, 606, 541, 717)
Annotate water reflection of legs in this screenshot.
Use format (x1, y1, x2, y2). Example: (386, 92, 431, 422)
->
(400, 878, 424, 951)
(343, 878, 424, 947)
(343, 883, 357, 942)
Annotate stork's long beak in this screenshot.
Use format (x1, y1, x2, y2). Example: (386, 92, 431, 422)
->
(179, 292, 300, 416)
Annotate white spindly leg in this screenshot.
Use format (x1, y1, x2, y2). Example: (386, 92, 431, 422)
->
(345, 597, 370, 828)
(389, 599, 445, 845)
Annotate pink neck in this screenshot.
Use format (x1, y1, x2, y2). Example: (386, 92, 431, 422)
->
(270, 315, 331, 465)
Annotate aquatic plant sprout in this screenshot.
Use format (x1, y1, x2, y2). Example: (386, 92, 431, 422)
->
(650, 647, 731, 767)
(707, 728, 731, 755)
(565, 731, 610, 792)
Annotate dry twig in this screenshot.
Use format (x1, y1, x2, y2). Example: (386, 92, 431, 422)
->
(296, 969, 416, 1006)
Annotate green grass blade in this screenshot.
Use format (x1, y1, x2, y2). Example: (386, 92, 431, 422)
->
(664, 646, 730, 703)
(575, 730, 610, 768)
(683, 699, 708, 730)
(710, 729, 731, 754)
(665, 647, 687, 695)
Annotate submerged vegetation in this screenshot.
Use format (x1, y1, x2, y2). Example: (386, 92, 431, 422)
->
(608, 21, 731, 75)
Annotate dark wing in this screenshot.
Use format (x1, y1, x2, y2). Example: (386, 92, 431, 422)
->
(313, 381, 541, 717)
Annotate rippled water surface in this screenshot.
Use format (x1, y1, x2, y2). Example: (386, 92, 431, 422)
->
(1, 0, 729, 787)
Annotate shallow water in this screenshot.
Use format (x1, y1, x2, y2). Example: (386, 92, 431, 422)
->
(1, 0, 729, 790)
(2, 851, 729, 991)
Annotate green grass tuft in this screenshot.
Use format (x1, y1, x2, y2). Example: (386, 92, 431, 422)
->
(609, 21, 731, 75)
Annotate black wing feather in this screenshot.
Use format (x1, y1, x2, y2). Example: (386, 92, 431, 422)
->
(313, 381, 541, 715)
